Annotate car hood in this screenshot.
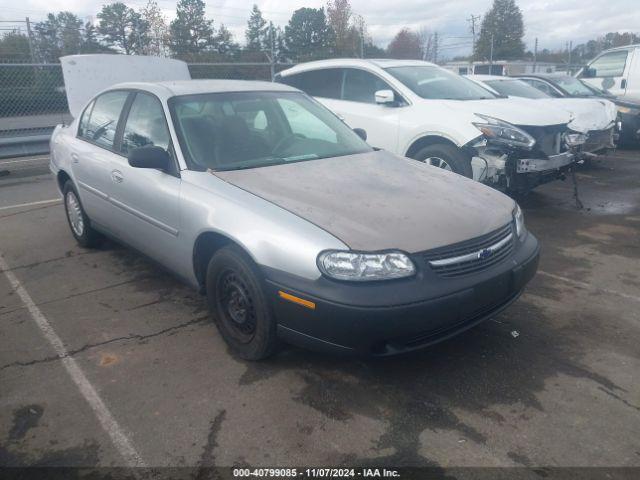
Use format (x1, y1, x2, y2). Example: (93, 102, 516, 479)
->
(525, 98, 617, 132)
(214, 150, 515, 253)
(435, 97, 572, 127)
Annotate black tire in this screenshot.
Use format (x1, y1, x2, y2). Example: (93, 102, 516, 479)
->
(412, 143, 473, 178)
(62, 181, 102, 248)
(206, 245, 278, 360)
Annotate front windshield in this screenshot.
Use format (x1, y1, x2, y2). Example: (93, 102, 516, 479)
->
(553, 76, 597, 96)
(169, 91, 372, 171)
(385, 66, 498, 100)
(485, 79, 550, 99)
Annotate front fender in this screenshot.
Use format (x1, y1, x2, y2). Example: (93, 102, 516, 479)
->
(179, 171, 349, 283)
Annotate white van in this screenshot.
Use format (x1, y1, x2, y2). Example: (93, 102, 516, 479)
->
(578, 44, 640, 103)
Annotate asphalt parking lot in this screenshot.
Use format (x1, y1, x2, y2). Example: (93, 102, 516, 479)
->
(1, 151, 639, 471)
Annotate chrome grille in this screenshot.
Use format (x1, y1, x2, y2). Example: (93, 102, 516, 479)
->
(422, 223, 514, 278)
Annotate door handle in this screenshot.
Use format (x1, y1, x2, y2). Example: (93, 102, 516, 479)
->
(621, 79, 627, 89)
(71, 153, 79, 164)
(111, 170, 124, 183)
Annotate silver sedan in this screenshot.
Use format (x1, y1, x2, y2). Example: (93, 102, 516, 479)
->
(50, 79, 539, 359)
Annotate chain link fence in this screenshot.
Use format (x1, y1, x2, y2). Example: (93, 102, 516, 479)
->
(0, 60, 296, 157)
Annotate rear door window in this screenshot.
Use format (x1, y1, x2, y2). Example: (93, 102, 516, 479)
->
(80, 91, 129, 149)
(120, 92, 171, 155)
(279, 69, 343, 99)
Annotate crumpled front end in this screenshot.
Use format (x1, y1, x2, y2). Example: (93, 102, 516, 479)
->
(581, 125, 618, 154)
(468, 123, 577, 195)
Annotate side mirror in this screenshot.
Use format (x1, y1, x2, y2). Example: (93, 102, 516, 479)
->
(375, 89, 395, 105)
(128, 146, 171, 170)
(582, 67, 596, 78)
(353, 128, 367, 141)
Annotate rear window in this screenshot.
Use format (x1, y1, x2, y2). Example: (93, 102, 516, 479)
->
(278, 69, 343, 99)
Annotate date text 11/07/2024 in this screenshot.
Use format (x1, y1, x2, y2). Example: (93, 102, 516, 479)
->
(232, 468, 401, 478)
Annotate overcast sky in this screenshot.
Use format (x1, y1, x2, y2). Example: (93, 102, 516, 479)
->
(0, 0, 637, 58)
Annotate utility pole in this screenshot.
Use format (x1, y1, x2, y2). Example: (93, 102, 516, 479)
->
(360, 21, 365, 58)
(533, 37, 538, 73)
(467, 14, 480, 53)
(433, 31, 439, 64)
(25, 17, 35, 63)
(568, 40, 573, 70)
(489, 34, 494, 71)
(269, 22, 275, 81)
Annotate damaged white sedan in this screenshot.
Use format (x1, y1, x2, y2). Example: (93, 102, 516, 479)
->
(50, 55, 539, 359)
(467, 75, 619, 157)
(277, 59, 584, 195)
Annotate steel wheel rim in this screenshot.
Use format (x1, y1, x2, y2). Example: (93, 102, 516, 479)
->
(424, 156, 452, 171)
(217, 270, 257, 343)
(66, 191, 84, 237)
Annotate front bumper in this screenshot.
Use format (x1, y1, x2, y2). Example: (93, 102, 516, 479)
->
(516, 151, 574, 173)
(263, 232, 539, 356)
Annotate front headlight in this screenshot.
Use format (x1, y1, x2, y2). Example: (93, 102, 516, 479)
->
(513, 204, 526, 238)
(473, 114, 535, 150)
(317, 250, 416, 281)
(563, 131, 587, 147)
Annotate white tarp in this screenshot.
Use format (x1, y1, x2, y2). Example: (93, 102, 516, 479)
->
(60, 54, 191, 118)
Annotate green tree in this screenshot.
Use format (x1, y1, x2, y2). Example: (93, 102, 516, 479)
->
(81, 21, 109, 53)
(98, 3, 150, 55)
(169, 0, 214, 57)
(474, 0, 525, 61)
(284, 7, 334, 61)
(141, 0, 169, 56)
(33, 12, 84, 62)
(215, 24, 238, 55)
(245, 4, 268, 51)
(0, 31, 32, 62)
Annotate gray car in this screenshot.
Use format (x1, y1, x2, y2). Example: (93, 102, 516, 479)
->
(50, 78, 539, 360)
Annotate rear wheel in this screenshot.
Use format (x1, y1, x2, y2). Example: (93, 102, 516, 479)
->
(206, 245, 278, 360)
(63, 181, 102, 248)
(412, 143, 473, 178)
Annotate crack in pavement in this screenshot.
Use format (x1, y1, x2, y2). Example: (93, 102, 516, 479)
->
(0, 250, 99, 273)
(0, 278, 143, 318)
(0, 315, 210, 372)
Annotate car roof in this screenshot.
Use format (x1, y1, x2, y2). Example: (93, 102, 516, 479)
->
(467, 74, 514, 81)
(597, 44, 640, 53)
(109, 79, 299, 97)
(513, 73, 571, 80)
(278, 58, 437, 76)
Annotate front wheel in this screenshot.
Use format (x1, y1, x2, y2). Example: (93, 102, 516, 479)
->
(412, 143, 473, 178)
(206, 245, 278, 360)
(63, 181, 102, 248)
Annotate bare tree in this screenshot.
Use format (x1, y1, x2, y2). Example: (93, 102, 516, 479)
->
(141, 0, 168, 56)
(418, 27, 434, 61)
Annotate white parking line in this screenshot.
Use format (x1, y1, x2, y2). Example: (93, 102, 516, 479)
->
(0, 198, 61, 211)
(0, 254, 146, 467)
(538, 270, 640, 303)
